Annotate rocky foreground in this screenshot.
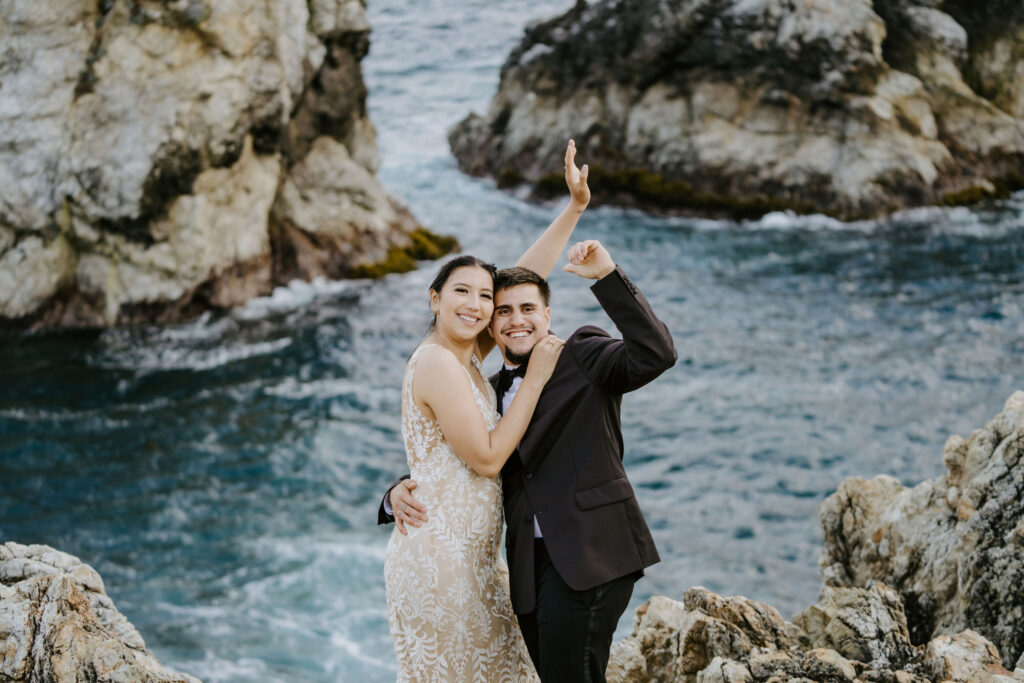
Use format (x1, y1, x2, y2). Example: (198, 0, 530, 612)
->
(0, 542, 199, 682)
(607, 392, 1024, 682)
(0, 0, 454, 329)
(3, 394, 1022, 681)
(450, 0, 1024, 219)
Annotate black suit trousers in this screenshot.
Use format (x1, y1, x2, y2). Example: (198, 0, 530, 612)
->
(516, 539, 636, 683)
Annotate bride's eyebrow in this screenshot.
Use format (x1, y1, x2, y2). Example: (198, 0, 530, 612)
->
(451, 281, 493, 293)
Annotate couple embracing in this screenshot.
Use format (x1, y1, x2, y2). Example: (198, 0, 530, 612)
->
(378, 141, 677, 682)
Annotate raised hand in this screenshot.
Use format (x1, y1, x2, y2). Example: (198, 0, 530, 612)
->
(563, 240, 615, 280)
(564, 140, 590, 208)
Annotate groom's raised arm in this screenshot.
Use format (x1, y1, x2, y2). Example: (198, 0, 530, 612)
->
(563, 240, 677, 393)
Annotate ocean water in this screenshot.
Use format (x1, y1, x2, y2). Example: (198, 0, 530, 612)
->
(2, 1, 1023, 680)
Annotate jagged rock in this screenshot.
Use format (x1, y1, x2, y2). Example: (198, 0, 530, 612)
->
(794, 584, 917, 669)
(607, 587, 1011, 682)
(819, 391, 1024, 668)
(923, 631, 1015, 682)
(0, 541, 200, 682)
(449, 0, 1024, 219)
(695, 656, 753, 683)
(0, 0, 448, 328)
(270, 136, 421, 284)
(607, 589, 802, 682)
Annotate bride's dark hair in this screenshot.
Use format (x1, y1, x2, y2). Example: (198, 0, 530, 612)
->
(427, 255, 497, 330)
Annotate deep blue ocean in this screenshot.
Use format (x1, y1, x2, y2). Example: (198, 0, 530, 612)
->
(1, 1, 1022, 680)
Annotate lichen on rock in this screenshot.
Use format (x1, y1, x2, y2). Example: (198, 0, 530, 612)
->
(0, 541, 201, 682)
(608, 393, 1024, 681)
(449, 0, 1024, 220)
(0, 0, 455, 329)
(819, 391, 1024, 669)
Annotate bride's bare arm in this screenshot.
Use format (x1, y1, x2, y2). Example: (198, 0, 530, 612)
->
(475, 140, 590, 359)
(413, 339, 563, 478)
(516, 139, 591, 278)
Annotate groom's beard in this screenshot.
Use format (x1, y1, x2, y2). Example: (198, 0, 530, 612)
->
(504, 346, 533, 367)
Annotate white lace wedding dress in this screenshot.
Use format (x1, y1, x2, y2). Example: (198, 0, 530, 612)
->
(385, 344, 538, 682)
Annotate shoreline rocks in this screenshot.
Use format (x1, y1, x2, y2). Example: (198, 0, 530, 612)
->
(449, 0, 1024, 220)
(820, 393, 1024, 669)
(3, 393, 1023, 680)
(608, 392, 1024, 681)
(0, 0, 455, 330)
(0, 542, 200, 682)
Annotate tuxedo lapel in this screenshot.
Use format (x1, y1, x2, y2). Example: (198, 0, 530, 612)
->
(489, 373, 504, 415)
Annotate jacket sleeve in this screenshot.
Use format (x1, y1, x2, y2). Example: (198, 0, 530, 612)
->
(570, 266, 677, 393)
(377, 474, 410, 525)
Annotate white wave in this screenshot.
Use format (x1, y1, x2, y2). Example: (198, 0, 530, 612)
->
(172, 653, 270, 683)
(330, 630, 398, 671)
(233, 277, 358, 321)
(94, 337, 293, 372)
(263, 377, 364, 401)
(741, 210, 863, 232)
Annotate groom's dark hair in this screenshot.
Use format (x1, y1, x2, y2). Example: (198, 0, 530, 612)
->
(495, 267, 551, 306)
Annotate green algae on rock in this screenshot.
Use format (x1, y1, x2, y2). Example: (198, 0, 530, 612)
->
(449, 0, 1024, 220)
(348, 228, 460, 279)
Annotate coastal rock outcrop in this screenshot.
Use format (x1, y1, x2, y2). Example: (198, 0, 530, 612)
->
(819, 391, 1024, 669)
(0, 0, 452, 328)
(449, 0, 1024, 219)
(0, 541, 200, 682)
(608, 393, 1024, 680)
(607, 585, 1017, 682)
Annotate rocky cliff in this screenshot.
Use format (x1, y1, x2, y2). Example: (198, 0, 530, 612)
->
(0, 542, 200, 682)
(820, 392, 1024, 669)
(449, 0, 1024, 220)
(0, 0, 454, 329)
(607, 393, 1024, 681)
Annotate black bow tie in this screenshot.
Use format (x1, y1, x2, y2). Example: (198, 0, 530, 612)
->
(496, 363, 527, 396)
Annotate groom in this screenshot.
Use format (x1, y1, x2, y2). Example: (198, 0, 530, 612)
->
(380, 240, 676, 682)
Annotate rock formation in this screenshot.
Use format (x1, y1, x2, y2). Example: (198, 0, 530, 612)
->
(607, 586, 1018, 682)
(0, 541, 200, 682)
(0, 0, 454, 328)
(820, 391, 1024, 669)
(607, 393, 1024, 680)
(449, 0, 1024, 220)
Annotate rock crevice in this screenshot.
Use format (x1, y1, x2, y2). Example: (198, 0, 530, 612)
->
(0, 0, 453, 329)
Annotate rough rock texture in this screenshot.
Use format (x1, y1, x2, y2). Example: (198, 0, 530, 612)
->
(820, 391, 1024, 669)
(0, 541, 200, 682)
(449, 0, 1024, 219)
(608, 394, 1024, 681)
(0, 0, 451, 328)
(607, 585, 1016, 682)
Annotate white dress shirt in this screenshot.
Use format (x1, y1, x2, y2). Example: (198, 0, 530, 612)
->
(502, 364, 543, 539)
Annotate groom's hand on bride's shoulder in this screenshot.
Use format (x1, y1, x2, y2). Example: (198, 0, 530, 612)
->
(391, 479, 428, 535)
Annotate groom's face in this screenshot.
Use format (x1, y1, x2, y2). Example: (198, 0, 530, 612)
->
(489, 284, 551, 365)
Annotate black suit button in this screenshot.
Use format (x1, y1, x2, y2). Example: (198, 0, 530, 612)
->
(525, 472, 533, 480)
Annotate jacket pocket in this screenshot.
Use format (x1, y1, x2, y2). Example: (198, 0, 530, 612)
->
(574, 477, 635, 510)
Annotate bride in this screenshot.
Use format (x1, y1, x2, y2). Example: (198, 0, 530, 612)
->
(384, 141, 590, 681)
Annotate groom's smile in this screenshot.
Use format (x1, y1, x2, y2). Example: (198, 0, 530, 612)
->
(489, 283, 551, 365)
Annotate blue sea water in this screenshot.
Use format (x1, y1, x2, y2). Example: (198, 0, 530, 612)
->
(2, 1, 1023, 680)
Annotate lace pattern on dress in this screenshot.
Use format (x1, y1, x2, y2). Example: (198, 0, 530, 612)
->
(384, 344, 537, 682)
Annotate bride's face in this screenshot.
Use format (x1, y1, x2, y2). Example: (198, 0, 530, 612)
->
(430, 266, 494, 342)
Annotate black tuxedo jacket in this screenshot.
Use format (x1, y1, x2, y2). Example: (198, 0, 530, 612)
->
(379, 267, 676, 615)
